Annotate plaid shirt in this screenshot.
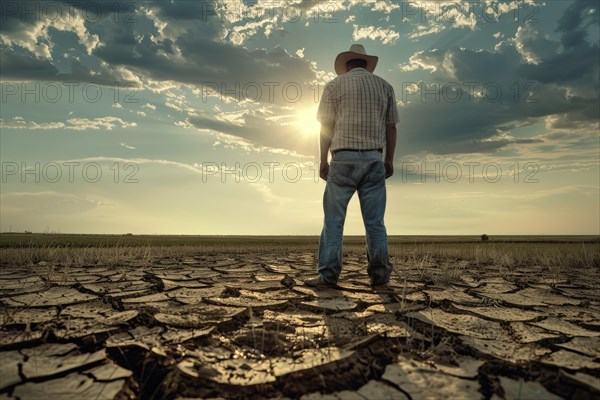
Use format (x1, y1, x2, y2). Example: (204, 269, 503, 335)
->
(316, 67, 399, 152)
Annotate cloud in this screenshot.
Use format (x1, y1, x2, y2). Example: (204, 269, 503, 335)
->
(1, 0, 597, 160)
(120, 142, 136, 150)
(378, 0, 542, 40)
(87, 17, 316, 105)
(512, 1, 598, 98)
(0, 48, 132, 86)
(0, 2, 100, 60)
(352, 24, 399, 44)
(395, 8, 599, 156)
(371, 1, 400, 14)
(408, 24, 445, 39)
(65, 117, 137, 131)
(514, 24, 560, 64)
(1, 116, 137, 131)
(545, 113, 599, 131)
(556, 0, 599, 43)
(0, 0, 337, 156)
(1, 0, 318, 108)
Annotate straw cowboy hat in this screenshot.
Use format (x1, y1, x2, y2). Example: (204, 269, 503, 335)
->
(334, 44, 379, 75)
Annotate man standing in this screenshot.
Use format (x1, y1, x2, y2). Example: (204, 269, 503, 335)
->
(305, 44, 399, 290)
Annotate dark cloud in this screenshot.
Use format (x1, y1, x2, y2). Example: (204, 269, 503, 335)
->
(431, 42, 523, 83)
(0, 48, 59, 79)
(87, 20, 316, 106)
(145, 1, 218, 21)
(397, 93, 550, 155)
(514, 25, 560, 62)
(91, 16, 314, 104)
(397, 3, 599, 156)
(1, 0, 317, 107)
(518, 44, 597, 85)
(557, 0, 599, 39)
(0, 7, 34, 34)
(0, 48, 128, 85)
(547, 109, 600, 130)
(58, 0, 136, 18)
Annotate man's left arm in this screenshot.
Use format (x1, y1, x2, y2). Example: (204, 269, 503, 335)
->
(384, 123, 396, 179)
(384, 85, 400, 179)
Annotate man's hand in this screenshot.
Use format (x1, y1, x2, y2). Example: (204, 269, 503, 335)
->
(320, 161, 329, 181)
(384, 160, 393, 179)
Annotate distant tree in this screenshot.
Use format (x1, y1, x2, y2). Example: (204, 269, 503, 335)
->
(481, 234, 489, 242)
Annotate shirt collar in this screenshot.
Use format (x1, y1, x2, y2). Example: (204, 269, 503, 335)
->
(347, 67, 369, 74)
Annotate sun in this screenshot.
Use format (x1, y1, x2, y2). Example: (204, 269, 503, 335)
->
(294, 105, 321, 138)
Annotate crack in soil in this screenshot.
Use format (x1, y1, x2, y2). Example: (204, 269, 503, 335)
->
(1, 252, 599, 399)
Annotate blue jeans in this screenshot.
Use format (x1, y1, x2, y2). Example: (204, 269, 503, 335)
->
(317, 150, 393, 285)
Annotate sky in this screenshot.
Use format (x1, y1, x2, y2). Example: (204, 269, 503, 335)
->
(0, 0, 598, 235)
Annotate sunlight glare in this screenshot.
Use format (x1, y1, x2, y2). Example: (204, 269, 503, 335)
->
(294, 105, 321, 138)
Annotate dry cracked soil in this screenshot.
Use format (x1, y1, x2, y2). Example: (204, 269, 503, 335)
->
(0, 252, 599, 399)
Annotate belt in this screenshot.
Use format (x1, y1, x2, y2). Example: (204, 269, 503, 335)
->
(331, 148, 382, 154)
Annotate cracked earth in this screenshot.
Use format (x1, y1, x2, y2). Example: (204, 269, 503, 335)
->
(1, 252, 599, 399)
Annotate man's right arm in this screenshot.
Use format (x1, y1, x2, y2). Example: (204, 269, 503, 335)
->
(319, 121, 334, 181)
(384, 123, 396, 179)
(317, 81, 337, 181)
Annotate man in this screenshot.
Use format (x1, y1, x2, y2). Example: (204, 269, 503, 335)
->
(305, 44, 399, 290)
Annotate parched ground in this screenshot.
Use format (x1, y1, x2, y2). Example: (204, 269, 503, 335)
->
(1, 252, 599, 399)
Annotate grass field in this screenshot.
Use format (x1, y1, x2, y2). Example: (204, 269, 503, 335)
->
(1, 232, 598, 248)
(1, 233, 598, 274)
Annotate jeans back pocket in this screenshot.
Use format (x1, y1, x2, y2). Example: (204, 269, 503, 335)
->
(329, 161, 356, 186)
(366, 160, 386, 183)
